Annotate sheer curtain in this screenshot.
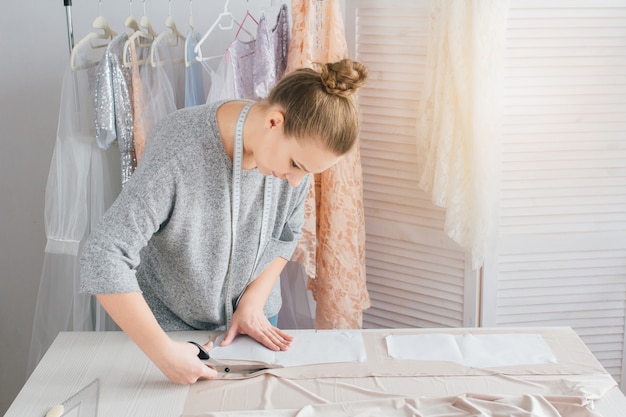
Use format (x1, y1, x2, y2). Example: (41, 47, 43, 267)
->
(416, 0, 509, 269)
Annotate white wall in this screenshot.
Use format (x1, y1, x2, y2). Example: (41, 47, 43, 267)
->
(0, 0, 282, 413)
(0, 1, 66, 413)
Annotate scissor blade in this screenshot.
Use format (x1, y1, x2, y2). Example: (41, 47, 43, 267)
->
(204, 358, 281, 374)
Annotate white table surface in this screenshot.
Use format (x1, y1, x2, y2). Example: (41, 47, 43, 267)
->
(6, 328, 626, 417)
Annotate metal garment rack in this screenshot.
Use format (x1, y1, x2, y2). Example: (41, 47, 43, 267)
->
(64, 0, 75, 56)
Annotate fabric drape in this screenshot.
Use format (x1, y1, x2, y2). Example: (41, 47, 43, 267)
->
(416, 0, 509, 269)
(27, 46, 121, 375)
(287, 0, 370, 329)
(184, 30, 206, 107)
(136, 33, 184, 145)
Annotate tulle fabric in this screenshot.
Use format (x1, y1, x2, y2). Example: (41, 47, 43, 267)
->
(286, 0, 369, 329)
(205, 54, 237, 103)
(416, 0, 509, 269)
(136, 35, 185, 147)
(28, 46, 121, 375)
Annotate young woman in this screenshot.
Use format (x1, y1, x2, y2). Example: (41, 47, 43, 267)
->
(80, 59, 368, 384)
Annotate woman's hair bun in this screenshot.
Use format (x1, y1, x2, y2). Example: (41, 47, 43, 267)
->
(320, 59, 368, 98)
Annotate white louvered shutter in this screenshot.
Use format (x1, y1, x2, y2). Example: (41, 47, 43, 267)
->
(345, 0, 478, 329)
(479, 0, 626, 388)
(346, 0, 626, 389)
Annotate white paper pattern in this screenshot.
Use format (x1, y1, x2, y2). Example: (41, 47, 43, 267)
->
(210, 331, 367, 366)
(386, 333, 557, 368)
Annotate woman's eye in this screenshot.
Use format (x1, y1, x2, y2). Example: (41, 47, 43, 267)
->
(291, 161, 299, 169)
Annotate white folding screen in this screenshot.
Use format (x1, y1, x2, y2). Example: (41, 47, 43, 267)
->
(482, 0, 626, 388)
(344, 0, 478, 330)
(345, 0, 626, 388)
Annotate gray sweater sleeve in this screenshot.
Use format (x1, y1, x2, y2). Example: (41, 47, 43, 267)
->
(79, 147, 182, 294)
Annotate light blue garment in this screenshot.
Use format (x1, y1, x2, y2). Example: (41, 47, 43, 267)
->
(185, 31, 206, 107)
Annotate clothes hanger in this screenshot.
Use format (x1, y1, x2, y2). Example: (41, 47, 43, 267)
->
(124, 0, 140, 32)
(233, 10, 259, 41)
(123, 0, 158, 67)
(194, 0, 255, 63)
(194, 0, 235, 62)
(150, 1, 186, 67)
(69, 1, 117, 70)
(194, 0, 256, 61)
(188, 0, 195, 32)
(184, 0, 196, 67)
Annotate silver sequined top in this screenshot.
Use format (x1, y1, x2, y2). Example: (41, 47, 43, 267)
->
(94, 33, 136, 185)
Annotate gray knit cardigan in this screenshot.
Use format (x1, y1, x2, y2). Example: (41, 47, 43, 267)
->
(80, 102, 310, 330)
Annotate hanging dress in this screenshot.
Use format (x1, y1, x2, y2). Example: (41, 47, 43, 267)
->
(28, 42, 122, 374)
(128, 40, 147, 165)
(94, 32, 136, 185)
(287, 0, 370, 329)
(136, 32, 185, 145)
(227, 5, 290, 100)
(184, 29, 206, 107)
(254, 4, 290, 99)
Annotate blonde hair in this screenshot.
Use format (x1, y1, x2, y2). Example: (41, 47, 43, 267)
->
(267, 59, 368, 155)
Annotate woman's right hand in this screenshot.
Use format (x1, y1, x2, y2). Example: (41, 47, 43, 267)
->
(96, 293, 217, 384)
(154, 339, 218, 384)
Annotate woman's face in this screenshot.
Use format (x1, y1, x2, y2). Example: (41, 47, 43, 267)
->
(254, 111, 342, 187)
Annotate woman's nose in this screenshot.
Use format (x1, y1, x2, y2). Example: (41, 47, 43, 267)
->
(287, 171, 307, 187)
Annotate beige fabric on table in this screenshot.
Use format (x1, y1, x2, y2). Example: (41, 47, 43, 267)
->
(183, 328, 616, 415)
(183, 394, 604, 417)
(286, 0, 370, 329)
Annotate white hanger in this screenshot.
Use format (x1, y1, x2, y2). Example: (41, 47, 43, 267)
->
(123, 0, 158, 67)
(125, 0, 140, 32)
(150, 2, 186, 67)
(70, 3, 117, 71)
(188, 0, 195, 32)
(194, 0, 255, 63)
(184, 0, 195, 67)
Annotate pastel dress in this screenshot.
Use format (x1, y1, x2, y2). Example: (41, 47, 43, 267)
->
(136, 30, 185, 146)
(227, 4, 290, 100)
(287, 0, 370, 329)
(184, 30, 206, 107)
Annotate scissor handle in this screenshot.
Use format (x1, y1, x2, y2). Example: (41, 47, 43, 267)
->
(188, 340, 210, 360)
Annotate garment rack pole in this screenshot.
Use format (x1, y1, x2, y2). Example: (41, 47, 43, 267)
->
(63, 0, 80, 113)
(64, 0, 75, 56)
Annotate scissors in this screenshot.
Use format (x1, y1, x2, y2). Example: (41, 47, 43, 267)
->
(188, 340, 281, 375)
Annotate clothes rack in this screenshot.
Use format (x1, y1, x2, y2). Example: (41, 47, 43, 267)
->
(64, 0, 75, 55)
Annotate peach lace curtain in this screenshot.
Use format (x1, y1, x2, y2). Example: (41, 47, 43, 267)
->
(416, 0, 509, 269)
(287, 0, 370, 328)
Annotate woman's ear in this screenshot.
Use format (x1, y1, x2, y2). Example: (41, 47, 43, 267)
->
(266, 109, 285, 130)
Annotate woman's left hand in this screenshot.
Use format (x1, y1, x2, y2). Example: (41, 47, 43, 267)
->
(220, 302, 293, 351)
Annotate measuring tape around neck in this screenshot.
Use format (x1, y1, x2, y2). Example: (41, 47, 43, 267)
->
(224, 102, 274, 328)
